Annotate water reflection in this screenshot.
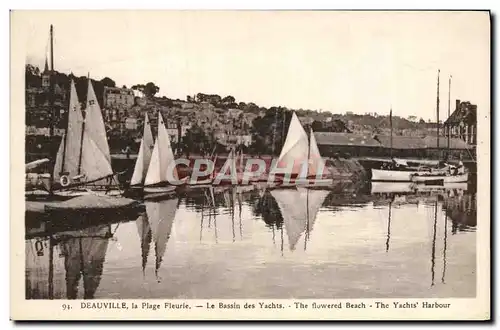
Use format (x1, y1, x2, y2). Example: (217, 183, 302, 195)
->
(137, 198, 179, 281)
(26, 182, 477, 299)
(26, 224, 113, 299)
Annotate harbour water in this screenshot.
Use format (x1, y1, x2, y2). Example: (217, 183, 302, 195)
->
(25, 183, 476, 300)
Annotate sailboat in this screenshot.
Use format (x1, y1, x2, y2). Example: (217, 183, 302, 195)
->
(270, 187, 330, 251)
(49, 78, 122, 197)
(269, 111, 332, 188)
(124, 112, 154, 197)
(143, 111, 186, 198)
(371, 72, 468, 184)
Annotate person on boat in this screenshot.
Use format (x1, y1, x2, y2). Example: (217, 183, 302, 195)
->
(122, 145, 132, 159)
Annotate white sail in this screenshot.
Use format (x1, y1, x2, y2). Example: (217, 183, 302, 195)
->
(307, 128, 327, 178)
(271, 112, 309, 176)
(84, 78, 111, 164)
(78, 78, 114, 182)
(270, 188, 329, 250)
(130, 113, 154, 186)
(53, 80, 84, 182)
(80, 133, 114, 182)
(145, 198, 178, 275)
(144, 112, 177, 186)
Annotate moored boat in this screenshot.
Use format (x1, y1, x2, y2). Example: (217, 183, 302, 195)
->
(269, 112, 333, 188)
(125, 112, 155, 198)
(371, 168, 430, 182)
(45, 78, 123, 199)
(411, 172, 468, 183)
(142, 111, 187, 199)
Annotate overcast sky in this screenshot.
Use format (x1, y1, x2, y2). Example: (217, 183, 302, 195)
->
(15, 10, 490, 121)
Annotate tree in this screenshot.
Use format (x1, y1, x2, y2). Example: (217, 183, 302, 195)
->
(209, 94, 222, 106)
(182, 124, 216, 155)
(222, 95, 236, 104)
(249, 107, 292, 155)
(25, 64, 41, 88)
(246, 102, 259, 113)
(131, 82, 159, 98)
(196, 93, 206, 102)
(311, 120, 324, 132)
(100, 77, 116, 88)
(144, 82, 160, 98)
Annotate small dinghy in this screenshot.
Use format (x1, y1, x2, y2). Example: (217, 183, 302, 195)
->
(269, 112, 333, 188)
(411, 172, 468, 184)
(141, 111, 186, 199)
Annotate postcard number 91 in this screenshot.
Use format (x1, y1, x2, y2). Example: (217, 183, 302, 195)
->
(62, 304, 72, 311)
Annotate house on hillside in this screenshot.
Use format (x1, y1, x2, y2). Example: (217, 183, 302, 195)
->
(444, 100, 477, 145)
(298, 116, 314, 126)
(25, 61, 67, 131)
(103, 86, 135, 108)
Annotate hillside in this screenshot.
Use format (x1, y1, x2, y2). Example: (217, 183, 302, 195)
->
(25, 64, 443, 155)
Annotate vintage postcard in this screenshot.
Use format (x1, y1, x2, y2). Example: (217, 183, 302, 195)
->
(10, 10, 490, 320)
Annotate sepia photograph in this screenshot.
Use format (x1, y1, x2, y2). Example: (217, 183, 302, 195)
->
(10, 9, 490, 320)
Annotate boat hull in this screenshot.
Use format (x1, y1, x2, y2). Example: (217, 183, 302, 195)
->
(411, 172, 468, 183)
(371, 169, 435, 182)
(143, 185, 177, 196)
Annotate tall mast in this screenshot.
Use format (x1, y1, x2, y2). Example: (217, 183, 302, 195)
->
(389, 106, 393, 159)
(60, 77, 73, 176)
(48, 25, 55, 193)
(49, 24, 55, 138)
(77, 74, 89, 174)
(436, 69, 440, 150)
(447, 75, 452, 151)
(307, 127, 312, 178)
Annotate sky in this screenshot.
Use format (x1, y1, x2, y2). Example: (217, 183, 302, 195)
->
(14, 10, 490, 121)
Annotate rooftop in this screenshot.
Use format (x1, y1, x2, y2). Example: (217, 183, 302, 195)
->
(315, 132, 472, 150)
